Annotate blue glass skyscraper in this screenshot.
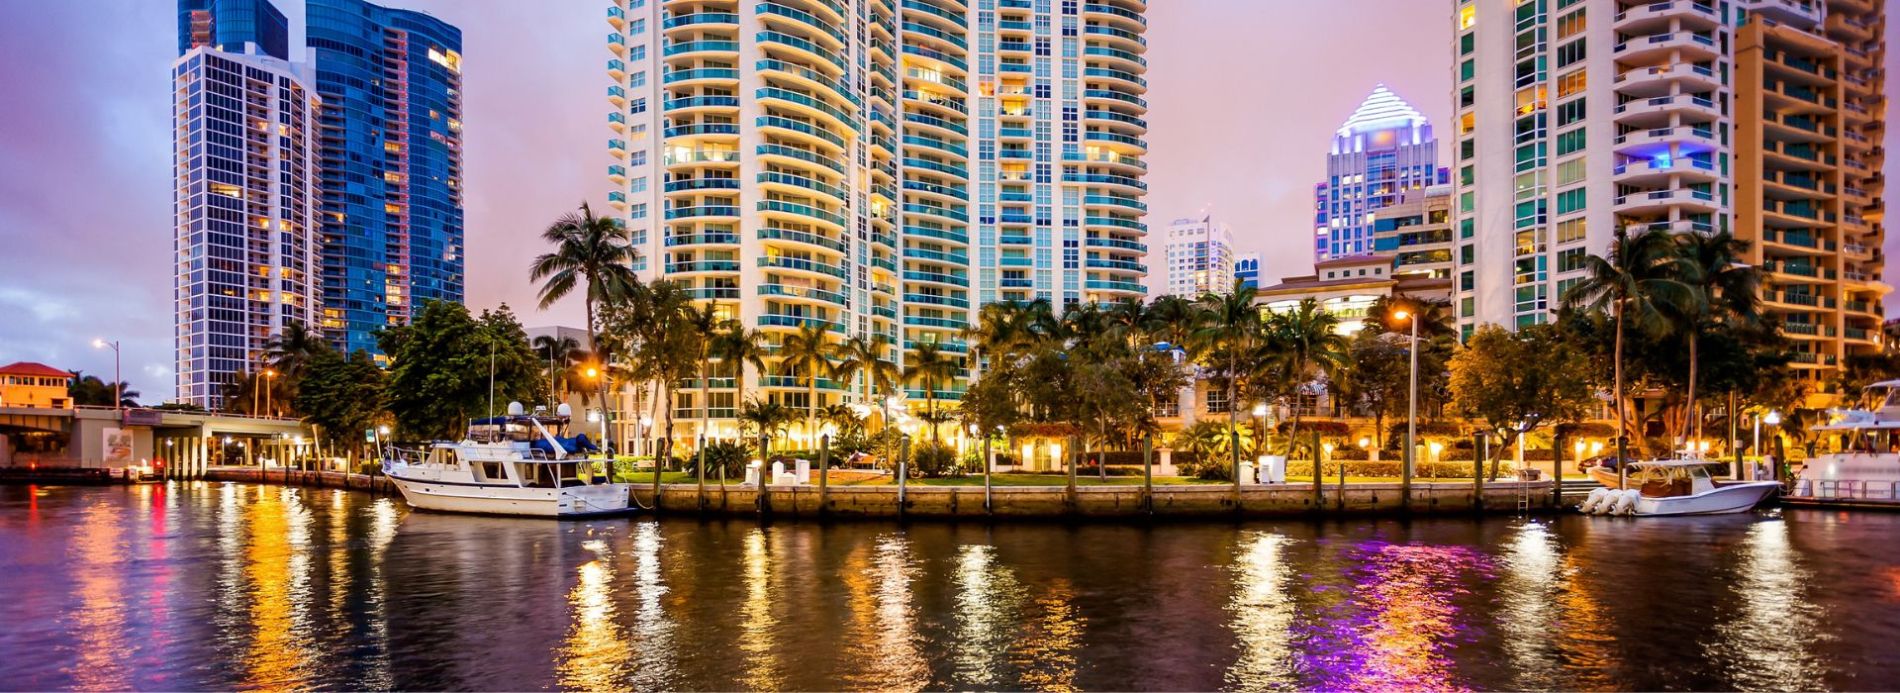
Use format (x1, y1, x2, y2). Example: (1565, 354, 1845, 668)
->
(178, 0, 290, 61)
(307, 0, 464, 357)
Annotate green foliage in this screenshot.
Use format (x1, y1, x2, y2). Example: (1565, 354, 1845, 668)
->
(67, 372, 138, 408)
(1448, 324, 1593, 450)
(295, 348, 386, 459)
(910, 441, 958, 478)
(380, 300, 546, 440)
(696, 440, 751, 479)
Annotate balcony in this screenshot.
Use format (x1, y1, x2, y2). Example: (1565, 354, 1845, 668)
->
(1611, 187, 1719, 214)
(1613, 31, 1720, 62)
(1613, 156, 1718, 185)
(1614, 1, 1720, 33)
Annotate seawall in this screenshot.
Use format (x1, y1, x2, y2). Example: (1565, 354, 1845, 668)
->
(196, 468, 1566, 519)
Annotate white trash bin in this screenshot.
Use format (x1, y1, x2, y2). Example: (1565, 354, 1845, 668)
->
(1262, 455, 1288, 484)
(795, 458, 811, 484)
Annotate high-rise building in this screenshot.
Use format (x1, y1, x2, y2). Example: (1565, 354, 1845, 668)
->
(170, 39, 322, 408)
(1372, 184, 1455, 281)
(1233, 252, 1261, 291)
(1163, 213, 1235, 297)
(1452, 0, 1735, 335)
(1315, 84, 1442, 263)
(1735, 0, 1888, 388)
(178, 0, 291, 61)
(606, 0, 1149, 444)
(308, 0, 464, 357)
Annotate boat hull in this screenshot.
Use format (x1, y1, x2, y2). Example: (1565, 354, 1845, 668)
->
(387, 474, 635, 518)
(1631, 481, 1780, 516)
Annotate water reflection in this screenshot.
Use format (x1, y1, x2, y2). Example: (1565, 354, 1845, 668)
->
(1224, 531, 1296, 691)
(737, 529, 782, 690)
(1712, 519, 1826, 690)
(65, 501, 130, 691)
(240, 487, 314, 689)
(951, 544, 1026, 688)
(558, 539, 633, 691)
(7, 485, 1900, 691)
(841, 534, 927, 691)
(1339, 542, 1490, 691)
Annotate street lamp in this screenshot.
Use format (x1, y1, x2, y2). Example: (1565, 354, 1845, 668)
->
(1756, 410, 1782, 462)
(263, 369, 276, 417)
(1391, 309, 1420, 499)
(92, 338, 121, 418)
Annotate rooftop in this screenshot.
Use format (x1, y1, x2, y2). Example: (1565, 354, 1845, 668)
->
(0, 362, 75, 379)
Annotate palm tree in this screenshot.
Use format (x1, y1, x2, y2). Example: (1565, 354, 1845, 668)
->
(1673, 231, 1761, 438)
(635, 281, 698, 463)
(831, 333, 900, 462)
(711, 323, 771, 430)
(1265, 298, 1349, 451)
(70, 372, 140, 408)
(1364, 295, 1455, 339)
(1144, 294, 1199, 356)
(904, 342, 962, 444)
(529, 201, 641, 449)
(739, 398, 795, 457)
(1191, 279, 1260, 491)
(1561, 227, 1696, 462)
(264, 320, 326, 382)
(530, 334, 584, 409)
(678, 302, 725, 491)
(776, 322, 838, 449)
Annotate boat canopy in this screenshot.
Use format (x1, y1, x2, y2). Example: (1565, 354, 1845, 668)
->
(531, 434, 600, 457)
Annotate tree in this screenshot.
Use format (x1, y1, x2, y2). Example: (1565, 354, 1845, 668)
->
(530, 333, 586, 409)
(1332, 329, 1410, 448)
(69, 372, 139, 408)
(1364, 295, 1455, 339)
(903, 342, 962, 444)
(776, 322, 839, 449)
(1262, 298, 1349, 452)
(380, 301, 545, 440)
(831, 333, 900, 454)
(1448, 324, 1595, 479)
(295, 348, 386, 463)
(738, 398, 796, 458)
(1560, 227, 1695, 459)
(1191, 279, 1262, 488)
(530, 201, 641, 447)
(711, 323, 771, 433)
(1671, 230, 1762, 438)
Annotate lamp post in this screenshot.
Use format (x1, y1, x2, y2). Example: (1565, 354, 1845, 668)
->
(585, 366, 607, 450)
(1392, 309, 1420, 503)
(263, 369, 276, 417)
(92, 339, 121, 418)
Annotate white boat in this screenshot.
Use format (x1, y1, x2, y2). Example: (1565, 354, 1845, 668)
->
(1789, 380, 1900, 505)
(382, 403, 635, 518)
(1580, 460, 1779, 516)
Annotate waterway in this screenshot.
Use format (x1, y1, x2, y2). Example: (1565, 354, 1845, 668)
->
(2, 482, 1898, 691)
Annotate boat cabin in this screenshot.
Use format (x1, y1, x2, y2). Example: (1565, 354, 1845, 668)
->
(1628, 461, 1718, 498)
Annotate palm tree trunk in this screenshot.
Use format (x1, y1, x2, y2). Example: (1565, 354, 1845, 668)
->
(699, 361, 710, 498)
(927, 380, 939, 445)
(807, 377, 818, 454)
(1614, 302, 1628, 487)
(1687, 332, 1700, 444)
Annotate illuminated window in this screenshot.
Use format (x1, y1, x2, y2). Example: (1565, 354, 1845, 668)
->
(1556, 69, 1586, 98)
(1557, 217, 1586, 244)
(1459, 5, 1477, 30)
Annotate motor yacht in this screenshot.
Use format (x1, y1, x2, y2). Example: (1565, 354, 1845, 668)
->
(382, 403, 634, 518)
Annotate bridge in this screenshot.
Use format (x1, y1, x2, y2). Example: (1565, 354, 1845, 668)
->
(0, 405, 310, 479)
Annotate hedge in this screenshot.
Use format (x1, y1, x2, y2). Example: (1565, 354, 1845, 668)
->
(1283, 460, 1517, 479)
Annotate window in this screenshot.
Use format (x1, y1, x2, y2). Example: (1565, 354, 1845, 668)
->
(1556, 217, 1586, 244)
(1557, 247, 1587, 272)
(1556, 69, 1586, 98)
(1556, 40, 1586, 67)
(1460, 139, 1475, 161)
(1556, 128, 1587, 155)
(1460, 245, 1475, 264)
(1460, 218, 1474, 239)
(1556, 99, 1586, 126)
(1460, 112, 1476, 135)
(1459, 165, 1474, 186)
(1460, 86, 1475, 108)
(1556, 9, 1586, 39)
(1461, 33, 1475, 56)
(1459, 5, 1476, 29)
(1461, 59, 1475, 82)
(1556, 188, 1587, 215)
(1557, 157, 1587, 185)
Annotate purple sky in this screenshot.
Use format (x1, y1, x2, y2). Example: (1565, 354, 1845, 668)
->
(0, 1, 1893, 402)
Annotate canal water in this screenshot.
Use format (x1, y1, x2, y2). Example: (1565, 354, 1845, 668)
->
(2, 483, 1898, 692)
